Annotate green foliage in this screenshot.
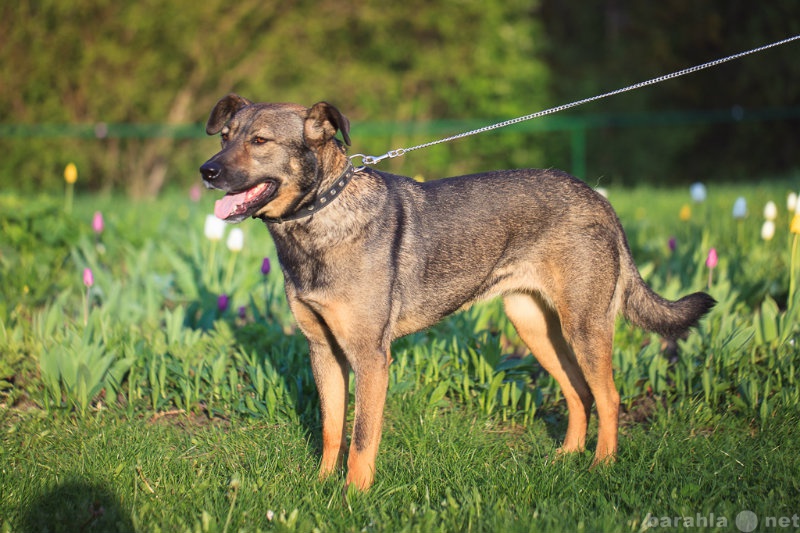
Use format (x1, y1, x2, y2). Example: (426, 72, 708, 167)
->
(0, 0, 547, 195)
(0, 194, 82, 321)
(39, 310, 136, 415)
(2, 2, 797, 196)
(2, 177, 800, 426)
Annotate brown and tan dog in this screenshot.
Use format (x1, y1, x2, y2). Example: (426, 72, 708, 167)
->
(200, 94, 715, 490)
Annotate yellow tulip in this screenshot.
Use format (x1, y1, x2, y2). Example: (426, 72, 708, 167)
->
(679, 204, 691, 222)
(791, 213, 800, 235)
(64, 162, 78, 184)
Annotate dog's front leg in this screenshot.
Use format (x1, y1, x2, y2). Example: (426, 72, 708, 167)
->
(290, 292, 392, 489)
(309, 342, 350, 478)
(346, 351, 390, 491)
(288, 297, 350, 480)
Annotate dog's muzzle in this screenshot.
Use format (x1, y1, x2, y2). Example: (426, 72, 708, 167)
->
(200, 161, 223, 189)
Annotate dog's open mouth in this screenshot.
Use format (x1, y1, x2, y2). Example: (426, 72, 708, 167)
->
(214, 180, 278, 221)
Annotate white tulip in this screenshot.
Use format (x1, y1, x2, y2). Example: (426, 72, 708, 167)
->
(690, 182, 707, 203)
(761, 220, 775, 241)
(763, 201, 778, 221)
(226, 227, 244, 252)
(788, 191, 798, 213)
(732, 197, 747, 219)
(204, 214, 226, 241)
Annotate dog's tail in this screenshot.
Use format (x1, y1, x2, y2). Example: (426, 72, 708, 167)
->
(619, 242, 716, 339)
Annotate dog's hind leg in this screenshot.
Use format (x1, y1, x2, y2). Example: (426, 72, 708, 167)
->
(571, 329, 619, 468)
(504, 292, 593, 455)
(557, 300, 619, 467)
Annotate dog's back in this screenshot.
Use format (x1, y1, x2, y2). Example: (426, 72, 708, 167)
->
(371, 168, 714, 342)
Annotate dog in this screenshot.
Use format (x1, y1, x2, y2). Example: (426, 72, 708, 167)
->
(200, 94, 715, 491)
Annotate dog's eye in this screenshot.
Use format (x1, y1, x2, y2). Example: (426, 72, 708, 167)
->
(221, 132, 229, 142)
(252, 136, 270, 145)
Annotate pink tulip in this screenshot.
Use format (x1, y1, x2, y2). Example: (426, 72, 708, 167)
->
(706, 248, 718, 269)
(189, 184, 202, 202)
(92, 212, 104, 234)
(83, 268, 94, 288)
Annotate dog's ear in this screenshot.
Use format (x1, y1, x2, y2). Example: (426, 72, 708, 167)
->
(205, 94, 253, 135)
(304, 102, 351, 147)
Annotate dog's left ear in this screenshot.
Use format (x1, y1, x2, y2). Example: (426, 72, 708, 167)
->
(305, 102, 351, 147)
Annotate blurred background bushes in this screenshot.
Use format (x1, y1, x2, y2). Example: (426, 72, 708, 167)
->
(1, 0, 798, 196)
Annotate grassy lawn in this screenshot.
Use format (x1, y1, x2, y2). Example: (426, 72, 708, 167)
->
(3, 399, 799, 532)
(1, 176, 800, 531)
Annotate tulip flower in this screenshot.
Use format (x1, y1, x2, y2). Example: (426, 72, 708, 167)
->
(689, 182, 706, 203)
(64, 163, 78, 184)
(92, 211, 104, 234)
(218, 294, 229, 313)
(204, 214, 226, 242)
(261, 257, 271, 276)
(792, 214, 800, 235)
(679, 204, 691, 222)
(732, 197, 747, 219)
(83, 268, 94, 287)
(788, 192, 798, 213)
(706, 248, 718, 289)
(706, 248, 718, 269)
(763, 201, 778, 221)
(668, 237, 676, 252)
(64, 163, 78, 214)
(761, 220, 775, 241)
(226, 228, 244, 252)
(189, 184, 202, 202)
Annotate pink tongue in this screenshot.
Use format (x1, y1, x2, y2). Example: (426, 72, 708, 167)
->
(214, 183, 268, 220)
(214, 192, 246, 220)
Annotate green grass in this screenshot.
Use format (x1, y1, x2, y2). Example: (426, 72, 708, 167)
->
(2, 400, 799, 532)
(1, 176, 800, 531)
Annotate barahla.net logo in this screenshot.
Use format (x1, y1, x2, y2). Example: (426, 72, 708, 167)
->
(643, 510, 800, 531)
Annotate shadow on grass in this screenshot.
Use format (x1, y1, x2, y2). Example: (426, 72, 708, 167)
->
(19, 478, 133, 533)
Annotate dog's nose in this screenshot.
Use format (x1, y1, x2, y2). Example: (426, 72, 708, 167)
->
(200, 161, 222, 181)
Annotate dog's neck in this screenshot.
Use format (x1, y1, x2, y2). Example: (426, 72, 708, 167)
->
(260, 156, 355, 224)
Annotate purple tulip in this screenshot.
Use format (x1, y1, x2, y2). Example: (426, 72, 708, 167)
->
(668, 237, 676, 252)
(261, 257, 271, 276)
(217, 294, 229, 313)
(238, 306, 247, 320)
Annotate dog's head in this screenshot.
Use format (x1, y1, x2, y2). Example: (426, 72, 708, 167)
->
(199, 94, 350, 223)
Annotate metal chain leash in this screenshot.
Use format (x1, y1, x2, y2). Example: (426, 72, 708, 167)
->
(350, 34, 800, 168)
